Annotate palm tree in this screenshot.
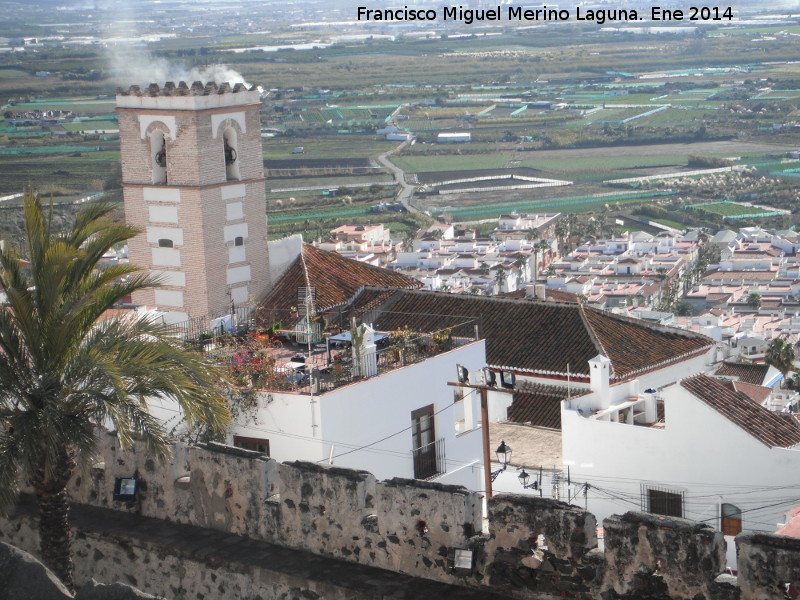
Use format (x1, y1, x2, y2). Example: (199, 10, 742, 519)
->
(747, 292, 762, 310)
(512, 253, 529, 281)
(535, 240, 550, 280)
(494, 267, 507, 294)
(766, 335, 796, 377)
(0, 190, 230, 589)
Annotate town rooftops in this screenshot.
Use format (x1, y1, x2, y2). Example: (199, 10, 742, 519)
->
(256, 245, 422, 321)
(681, 374, 800, 448)
(346, 287, 713, 380)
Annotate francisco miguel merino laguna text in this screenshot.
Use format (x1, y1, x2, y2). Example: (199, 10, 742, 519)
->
(356, 5, 734, 24)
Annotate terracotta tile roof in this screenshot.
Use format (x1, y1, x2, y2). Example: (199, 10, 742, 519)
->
(721, 380, 772, 405)
(714, 361, 771, 386)
(346, 288, 712, 380)
(681, 374, 800, 448)
(256, 245, 422, 321)
(499, 288, 580, 303)
(776, 508, 800, 537)
(507, 383, 571, 429)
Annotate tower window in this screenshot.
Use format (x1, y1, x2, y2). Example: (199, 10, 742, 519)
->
(150, 130, 168, 184)
(158, 239, 174, 248)
(234, 236, 244, 247)
(222, 127, 241, 181)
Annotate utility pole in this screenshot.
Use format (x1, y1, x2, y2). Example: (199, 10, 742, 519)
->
(449, 377, 515, 500)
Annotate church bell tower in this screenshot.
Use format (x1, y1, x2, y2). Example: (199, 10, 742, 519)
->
(116, 81, 269, 323)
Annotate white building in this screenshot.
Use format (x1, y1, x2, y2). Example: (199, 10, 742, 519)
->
(562, 364, 800, 566)
(230, 330, 488, 489)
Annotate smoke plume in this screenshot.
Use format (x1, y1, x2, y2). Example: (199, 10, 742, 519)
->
(103, 5, 252, 89)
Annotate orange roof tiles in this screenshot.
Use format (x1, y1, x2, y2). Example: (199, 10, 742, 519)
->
(681, 374, 800, 448)
(714, 361, 771, 386)
(348, 288, 712, 379)
(256, 245, 422, 321)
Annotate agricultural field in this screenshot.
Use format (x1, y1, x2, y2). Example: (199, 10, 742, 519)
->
(263, 137, 397, 161)
(10, 98, 117, 115)
(427, 190, 678, 220)
(0, 149, 120, 197)
(61, 120, 118, 132)
(691, 201, 780, 218)
(5, 15, 800, 236)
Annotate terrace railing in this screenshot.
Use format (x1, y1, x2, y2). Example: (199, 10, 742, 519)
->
(213, 320, 479, 396)
(412, 438, 445, 480)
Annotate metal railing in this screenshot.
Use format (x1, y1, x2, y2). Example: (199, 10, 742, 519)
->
(412, 438, 445, 480)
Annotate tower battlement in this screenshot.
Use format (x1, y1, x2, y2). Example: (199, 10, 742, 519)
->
(116, 81, 256, 97)
(116, 81, 261, 111)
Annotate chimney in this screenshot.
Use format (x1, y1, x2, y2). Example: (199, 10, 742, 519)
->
(588, 354, 612, 409)
(526, 283, 547, 300)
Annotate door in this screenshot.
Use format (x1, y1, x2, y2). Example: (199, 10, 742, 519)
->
(411, 405, 437, 479)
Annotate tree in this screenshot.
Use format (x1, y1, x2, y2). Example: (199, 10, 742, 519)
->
(673, 300, 695, 316)
(747, 292, 762, 310)
(494, 267, 507, 294)
(0, 190, 230, 589)
(512, 253, 529, 281)
(765, 335, 796, 377)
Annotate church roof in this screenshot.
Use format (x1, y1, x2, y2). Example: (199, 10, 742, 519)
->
(256, 245, 422, 323)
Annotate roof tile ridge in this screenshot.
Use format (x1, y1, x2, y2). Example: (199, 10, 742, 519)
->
(578, 303, 611, 375)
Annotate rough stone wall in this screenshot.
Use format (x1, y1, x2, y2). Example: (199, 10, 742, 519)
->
(483, 495, 601, 598)
(2, 519, 372, 600)
(602, 512, 726, 599)
(736, 532, 800, 600)
(9, 437, 800, 600)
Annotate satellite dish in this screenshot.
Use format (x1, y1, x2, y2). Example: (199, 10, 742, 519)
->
(457, 364, 469, 384)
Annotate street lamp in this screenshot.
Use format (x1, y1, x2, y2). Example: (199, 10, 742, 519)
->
(517, 468, 539, 490)
(491, 440, 512, 481)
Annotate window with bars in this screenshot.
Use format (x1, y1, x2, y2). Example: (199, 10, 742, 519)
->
(642, 485, 683, 518)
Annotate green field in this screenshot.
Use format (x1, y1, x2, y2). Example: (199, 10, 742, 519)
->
(390, 155, 509, 173)
(61, 120, 118, 132)
(432, 190, 677, 219)
(0, 69, 29, 79)
(692, 201, 776, 218)
(263, 137, 397, 160)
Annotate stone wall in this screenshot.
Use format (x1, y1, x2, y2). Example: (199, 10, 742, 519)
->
(4, 436, 800, 600)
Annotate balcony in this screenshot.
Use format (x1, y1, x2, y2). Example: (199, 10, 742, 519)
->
(412, 438, 446, 480)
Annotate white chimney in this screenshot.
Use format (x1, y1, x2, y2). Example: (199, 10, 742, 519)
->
(588, 354, 612, 409)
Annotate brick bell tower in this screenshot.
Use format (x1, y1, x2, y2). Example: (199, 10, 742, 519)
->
(116, 81, 269, 323)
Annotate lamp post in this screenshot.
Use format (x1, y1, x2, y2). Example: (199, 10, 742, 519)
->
(491, 440, 512, 481)
(518, 468, 539, 490)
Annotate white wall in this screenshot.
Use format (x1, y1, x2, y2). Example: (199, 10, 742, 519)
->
(562, 382, 800, 545)
(231, 341, 487, 490)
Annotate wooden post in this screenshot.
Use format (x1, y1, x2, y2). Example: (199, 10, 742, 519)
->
(481, 388, 492, 500)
